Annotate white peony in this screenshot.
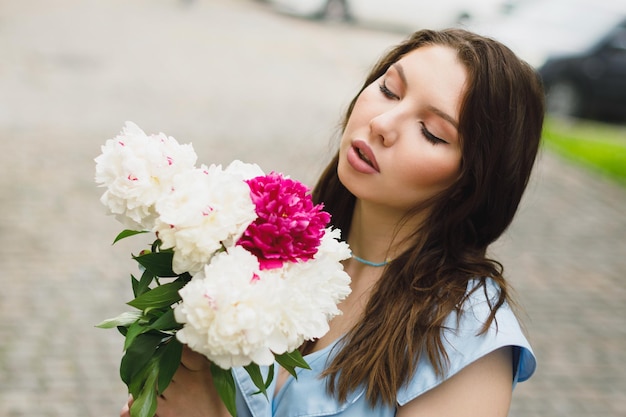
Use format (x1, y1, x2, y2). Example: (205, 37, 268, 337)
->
(223, 159, 265, 181)
(273, 228, 352, 346)
(94, 121, 197, 230)
(174, 246, 286, 368)
(174, 230, 352, 370)
(154, 164, 258, 275)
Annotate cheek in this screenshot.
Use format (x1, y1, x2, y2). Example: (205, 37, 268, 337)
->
(345, 88, 382, 129)
(339, 96, 373, 151)
(400, 150, 461, 190)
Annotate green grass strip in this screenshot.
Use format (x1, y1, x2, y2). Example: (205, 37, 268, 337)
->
(542, 117, 626, 187)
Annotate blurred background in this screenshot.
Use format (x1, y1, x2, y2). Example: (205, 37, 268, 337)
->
(0, 0, 624, 416)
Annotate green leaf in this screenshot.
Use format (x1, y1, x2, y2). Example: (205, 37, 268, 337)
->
(156, 337, 183, 394)
(113, 229, 149, 244)
(210, 364, 238, 417)
(276, 349, 310, 369)
(133, 251, 177, 277)
(265, 364, 275, 389)
(135, 269, 155, 297)
(131, 274, 140, 298)
(127, 281, 185, 310)
(127, 357, 153, 398)
(275, 350, 311, 379)
(123, 320, 149, 351)
(244, 363, 269, 398)
(149, 308, 180, 332)
(95, 311, 142, 329)
(129, 360, 159, 417)
(120, 333, 163, 386)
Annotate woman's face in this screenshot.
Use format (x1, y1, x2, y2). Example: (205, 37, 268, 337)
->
(338, 45, 466, 214)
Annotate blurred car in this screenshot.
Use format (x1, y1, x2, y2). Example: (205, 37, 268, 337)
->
(466, 0, 626, 68)
(267, 0, 516, 32)
(538, 18, 626, 121)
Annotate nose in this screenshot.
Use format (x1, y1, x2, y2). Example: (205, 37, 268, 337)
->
(369, 108, 399, 146)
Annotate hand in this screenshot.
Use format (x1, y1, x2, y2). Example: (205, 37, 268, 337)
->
(120, 395, 132, 417)
(119, 347, 231, 417)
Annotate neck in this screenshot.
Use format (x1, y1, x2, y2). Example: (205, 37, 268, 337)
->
(351, 253, 390, 267)
(347, 199, 421, 264)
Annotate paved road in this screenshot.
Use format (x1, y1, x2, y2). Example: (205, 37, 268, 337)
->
(0, 1, 624, 416)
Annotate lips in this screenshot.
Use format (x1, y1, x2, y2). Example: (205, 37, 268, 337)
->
(347, 140, 380, 173)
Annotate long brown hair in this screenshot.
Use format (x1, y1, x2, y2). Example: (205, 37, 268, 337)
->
(311, 29, 544, 406)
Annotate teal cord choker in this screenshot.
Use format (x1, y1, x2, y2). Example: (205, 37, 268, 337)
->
(351, 253, 391, 267)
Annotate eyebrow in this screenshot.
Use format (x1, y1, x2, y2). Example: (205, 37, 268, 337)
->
(392, 62, 459, 129)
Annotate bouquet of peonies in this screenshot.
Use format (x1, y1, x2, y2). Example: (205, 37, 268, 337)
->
(95, 122, 352, 417)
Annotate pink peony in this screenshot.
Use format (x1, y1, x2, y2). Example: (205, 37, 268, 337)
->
(237, 173, 331, 270)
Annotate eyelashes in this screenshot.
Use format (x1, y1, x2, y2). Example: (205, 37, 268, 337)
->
(420, 123, 447, 145)
(379, 81, 399, 100)
(378, 80, 448, 145)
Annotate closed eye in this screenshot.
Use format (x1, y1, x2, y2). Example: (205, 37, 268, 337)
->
(420, 123, 448, 145)
(379, 78, 449, 145)
(379, 81, 399, 100)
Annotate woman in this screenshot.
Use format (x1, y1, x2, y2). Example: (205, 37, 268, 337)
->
(122, 28, 544, 417)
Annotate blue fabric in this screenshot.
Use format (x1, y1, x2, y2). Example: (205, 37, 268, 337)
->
(233, 278, 536, 417)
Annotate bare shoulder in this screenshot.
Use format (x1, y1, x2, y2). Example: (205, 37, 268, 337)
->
(397, 347, 513, 417)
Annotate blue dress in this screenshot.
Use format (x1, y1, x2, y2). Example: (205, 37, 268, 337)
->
(232, 278, 536, 417)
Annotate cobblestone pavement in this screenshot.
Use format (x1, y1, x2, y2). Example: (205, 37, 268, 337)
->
(0, 1, 625, 416)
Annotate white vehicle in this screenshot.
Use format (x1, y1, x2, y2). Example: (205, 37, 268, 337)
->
(268, 0, 516, 32)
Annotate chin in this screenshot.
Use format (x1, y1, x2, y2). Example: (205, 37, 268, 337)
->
(337, 167, 366, 201)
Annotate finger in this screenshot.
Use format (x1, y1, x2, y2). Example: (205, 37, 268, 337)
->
(120, 395, 133, 417)
(180, 345, 210, 371)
